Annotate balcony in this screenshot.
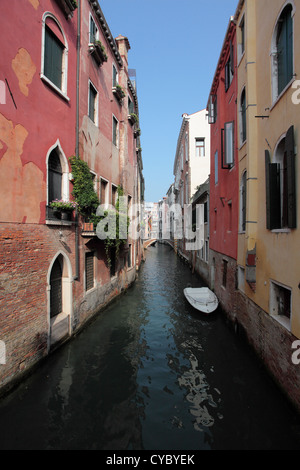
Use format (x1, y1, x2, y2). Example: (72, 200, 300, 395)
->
(46, 205, 73, 225)
(128, 113, 138, 126)
(112, 85, 125, 102)
(89, 41, 108, 67)
(81, 222, 97, 237)
(55, 0, 77, 19)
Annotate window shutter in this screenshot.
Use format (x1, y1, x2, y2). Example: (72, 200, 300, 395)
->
(286, 8, 293, 84)
(265, 150, 271, 229)
(242, 171, 247, 231)
(85, 252, 94, 291)
(265, 150, 281, 229)
(44, 26, 63, 90)
(285, 125, 296, 228)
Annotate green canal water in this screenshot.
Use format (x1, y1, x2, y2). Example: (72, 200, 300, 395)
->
(0, 244, 300, 450)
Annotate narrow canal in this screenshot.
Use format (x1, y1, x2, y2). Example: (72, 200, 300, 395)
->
(1, 244, 300, 450)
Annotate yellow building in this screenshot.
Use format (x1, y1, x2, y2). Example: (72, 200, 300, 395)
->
(235, 0, 300, 411)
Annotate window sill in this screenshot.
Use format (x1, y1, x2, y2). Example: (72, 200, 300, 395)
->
(239, 139, 247, 150)
(46, 219, 72, 226)
(237, 51, 245, 68)
(40, 74, 70, 102)
(271, 228, 291, 234)
(271, 314, 291, 331)
(270, 77, 295, 112)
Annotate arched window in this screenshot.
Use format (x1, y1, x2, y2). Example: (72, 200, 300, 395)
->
(41, 13, 69, 98)
(271, 3, 294, 102)
(240, 88, 246, 145)
(46, 141, 69, 220)
(265, 126, 296, 230)
(50, 256, 63, 318)
(48, 148, 62, 204)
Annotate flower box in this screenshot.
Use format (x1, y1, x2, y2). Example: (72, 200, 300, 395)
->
(128, 113, 138, 125)
(112, 85, 125, 102)
(50, 199, 77, 211)
(89, 41, 108, 67)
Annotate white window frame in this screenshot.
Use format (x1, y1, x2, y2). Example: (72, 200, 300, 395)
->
(270, 1, 296, 105)
(237, 14, 245, 64)
(89, 13, 99, 45)
(224, 121, 234, 167)
(88, 79, 98, 125)
(41, 12, 69, 101)
(46, 139, 69, 206)
(239, 87, 247, 146)
(214, 150, 218, 185)
(112, 114, 119, 147)
(270, 279, 292, 330)
(196, 138, 205, 157)
(112, 64, 118, 88)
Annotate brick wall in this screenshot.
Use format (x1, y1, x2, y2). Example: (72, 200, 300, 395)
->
(0, 223, 75, 391)
(210, 249, 237, 323)
(235, 291, 300, 413)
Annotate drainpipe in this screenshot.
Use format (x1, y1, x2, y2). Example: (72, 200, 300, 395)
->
(74, 0, 81, 281)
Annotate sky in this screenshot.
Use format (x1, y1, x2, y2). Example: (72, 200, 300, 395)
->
(100, 0, 239, 203)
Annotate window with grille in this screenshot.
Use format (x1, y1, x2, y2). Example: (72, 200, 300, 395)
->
(85, 252, 95, 291)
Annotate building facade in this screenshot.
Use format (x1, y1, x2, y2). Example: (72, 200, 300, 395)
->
(207, 18, 239, 319)
(173, 110, 210, 261)
(0, 0, 144, 395)
(234, 0, 300, 412)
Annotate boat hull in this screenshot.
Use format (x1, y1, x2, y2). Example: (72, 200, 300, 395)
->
(184, 287, 218, 314)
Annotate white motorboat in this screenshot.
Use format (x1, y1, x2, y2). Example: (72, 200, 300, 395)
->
(184, 287, 218, 314)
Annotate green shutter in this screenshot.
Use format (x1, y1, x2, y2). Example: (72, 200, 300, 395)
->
(242, 171, 247, 231)
(44, 26, 63, 89)
(265, 150, 281, 230)
(285, 125, 296, 228)
(277, 6, 293, 95)
(286, 9, 293, 85)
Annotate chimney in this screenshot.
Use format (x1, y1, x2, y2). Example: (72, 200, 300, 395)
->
(115, 35, 131, 67)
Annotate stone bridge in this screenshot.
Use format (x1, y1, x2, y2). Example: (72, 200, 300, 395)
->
(143, 238, 157, 249)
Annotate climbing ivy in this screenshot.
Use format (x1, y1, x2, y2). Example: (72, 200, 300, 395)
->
(98, 185, 130, 267)
(69, 156, 99, 219)
(69, 156, 130, 267)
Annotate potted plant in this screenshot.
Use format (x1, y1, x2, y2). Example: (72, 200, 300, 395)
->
(112, 84, 126, 101)
(50, 199, 77, 220)
(128, 113, 138, 125)
(89, 40, 108, 66)
(134, 128, 141, 138)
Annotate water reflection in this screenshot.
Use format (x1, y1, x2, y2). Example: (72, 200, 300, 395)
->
(0, 244, 300, 450)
